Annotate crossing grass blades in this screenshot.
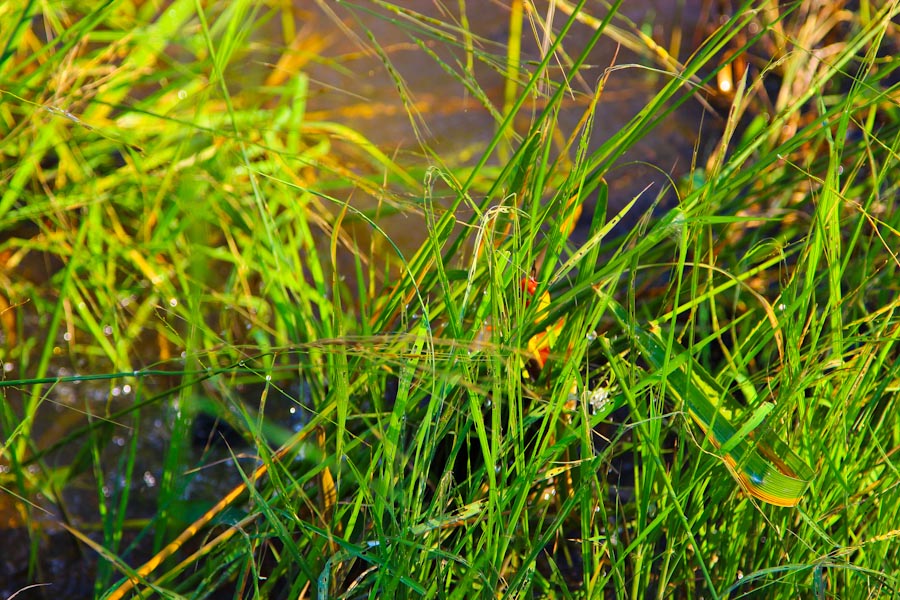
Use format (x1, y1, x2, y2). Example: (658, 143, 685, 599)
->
(2, 0, 900, 597)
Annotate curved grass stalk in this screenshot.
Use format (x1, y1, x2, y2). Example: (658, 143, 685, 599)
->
(594, 287, 815, 507)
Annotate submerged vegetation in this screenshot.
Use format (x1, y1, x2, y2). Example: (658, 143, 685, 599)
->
(2, 0, 900, 597)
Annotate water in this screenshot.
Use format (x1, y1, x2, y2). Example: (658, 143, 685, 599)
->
(258, 0, 711, 254)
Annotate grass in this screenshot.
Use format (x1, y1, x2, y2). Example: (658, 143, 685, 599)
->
(2, 0, 900, 597)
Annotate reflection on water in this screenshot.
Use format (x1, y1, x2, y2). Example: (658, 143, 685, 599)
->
(273, 0, 712, 253)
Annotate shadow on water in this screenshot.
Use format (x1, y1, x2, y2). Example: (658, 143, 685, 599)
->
(0, 1, 721, 596)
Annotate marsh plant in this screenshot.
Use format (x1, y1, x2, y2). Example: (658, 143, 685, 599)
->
(1, 0, 900, 597)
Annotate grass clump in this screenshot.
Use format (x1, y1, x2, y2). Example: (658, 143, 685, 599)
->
(1, 0, 900, 598)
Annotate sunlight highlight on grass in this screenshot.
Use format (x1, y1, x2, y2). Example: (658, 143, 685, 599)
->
(1, 0, 900, 597)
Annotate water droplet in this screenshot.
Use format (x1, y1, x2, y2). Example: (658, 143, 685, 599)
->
(143, 471, 157, 487)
